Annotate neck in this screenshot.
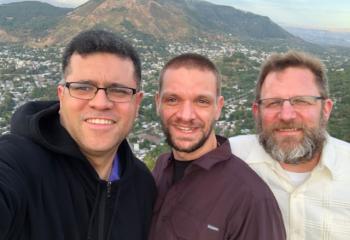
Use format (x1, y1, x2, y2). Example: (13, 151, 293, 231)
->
(173, 132, 217, 161)
(83, 151, 117, 180)
(280, 151, 322, 173)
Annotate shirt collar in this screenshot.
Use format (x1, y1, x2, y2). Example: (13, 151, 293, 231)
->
(193, 135, 232, 170)
(244, 135, 278, 166)
(317, 134, 341, 180)
(108, 154, 120, 181)
(166, 135, 232, 171)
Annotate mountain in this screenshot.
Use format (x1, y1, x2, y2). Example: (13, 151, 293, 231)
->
(0, 1, 72, 42)
(184, 0, 293, 39)
(0, 0, 297, 45)
(284, 26, 350, 48)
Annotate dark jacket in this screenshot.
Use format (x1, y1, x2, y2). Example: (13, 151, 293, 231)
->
(149, 136, 286, 240)
(0, 101, 156, 240)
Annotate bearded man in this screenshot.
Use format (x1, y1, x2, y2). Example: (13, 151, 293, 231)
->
(230, 50, 350, 240)
(149, 53, 286, 240)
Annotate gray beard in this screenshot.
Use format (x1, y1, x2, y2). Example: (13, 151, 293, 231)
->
(257, 116, 327, 165)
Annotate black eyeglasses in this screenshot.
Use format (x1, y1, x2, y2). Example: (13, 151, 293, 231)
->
(64, 82, 137, 103)
(257, 96, 325, 110)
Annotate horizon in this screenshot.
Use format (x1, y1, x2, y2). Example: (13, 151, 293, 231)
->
(208, 0, 350, 32)
(0, 0, 349, 32)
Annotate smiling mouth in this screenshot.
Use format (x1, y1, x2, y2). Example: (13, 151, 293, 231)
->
(86, 118, 115, 125)
(175, 126, 197, 133)
(277, 128, 300, 132)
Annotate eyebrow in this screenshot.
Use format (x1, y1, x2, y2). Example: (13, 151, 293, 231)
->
(161, 92, 215, 100)
(160, 92, 178, 98)
(196, 94, 214, 99)
(108, 82, 133, 88)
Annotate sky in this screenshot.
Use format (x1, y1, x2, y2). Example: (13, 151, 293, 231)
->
(0, 0, 349, 31)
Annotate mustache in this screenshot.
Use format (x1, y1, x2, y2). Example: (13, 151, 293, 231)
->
(256, 117, 327, 164)
(269, 122, 306, 131)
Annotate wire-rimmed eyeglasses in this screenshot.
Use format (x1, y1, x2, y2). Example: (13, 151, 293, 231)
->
(257, 96, 325, 110)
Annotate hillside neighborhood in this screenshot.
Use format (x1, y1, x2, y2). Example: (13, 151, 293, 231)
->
(1, 35, 350, 159)
(0, 0, 349, 160)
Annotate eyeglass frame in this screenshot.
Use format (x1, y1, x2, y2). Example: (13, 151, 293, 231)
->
(63, 81, 137, 103)
(256, 96, 325, 110)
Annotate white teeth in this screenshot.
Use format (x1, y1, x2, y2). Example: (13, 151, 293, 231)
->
(177, 126, 194, 132)
(279, 128, 298, 132)
(86, 118, 114, 125)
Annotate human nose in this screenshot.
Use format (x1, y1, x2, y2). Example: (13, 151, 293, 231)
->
(176, 101, 195, 121)
(88, 88, 113, 109)
(278, 100, 296, 121)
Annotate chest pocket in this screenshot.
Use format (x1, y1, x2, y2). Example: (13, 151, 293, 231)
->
(170, 208, 199, 240)
(170, 207, 225, 240)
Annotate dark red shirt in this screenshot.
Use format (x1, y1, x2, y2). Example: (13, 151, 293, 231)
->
(149, 136, 286, 240)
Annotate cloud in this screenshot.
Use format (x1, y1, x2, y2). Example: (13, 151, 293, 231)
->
(207, 0, 350, 30)
(0, 0, 87, 7)
(52, 0, 88, 7)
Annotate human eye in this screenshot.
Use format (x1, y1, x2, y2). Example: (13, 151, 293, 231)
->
(163, 96, 178, 105)
(196, 97, 211, 106)
(70, 83, 95, 92)
(108, 87, 132, 96)
(107, 87, 134, 102)
(262, 98, 281, 108)
(291, 96, 313, 106)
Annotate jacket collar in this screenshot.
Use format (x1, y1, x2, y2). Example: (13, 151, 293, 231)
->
(11, 100, 138, 181)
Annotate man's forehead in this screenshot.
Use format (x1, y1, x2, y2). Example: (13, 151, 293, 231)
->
(66, 52, 134, 74)
(263, 68, 316, 86)
(162, 67, 217, 86)
(164, 65, 215, 75)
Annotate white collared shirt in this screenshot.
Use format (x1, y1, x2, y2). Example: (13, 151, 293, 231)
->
(229, 134, 350, 240)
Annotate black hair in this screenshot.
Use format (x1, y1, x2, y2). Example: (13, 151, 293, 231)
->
(62, 29, 141, 89)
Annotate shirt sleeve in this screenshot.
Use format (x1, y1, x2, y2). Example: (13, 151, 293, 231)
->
(0, 138, 27, 239)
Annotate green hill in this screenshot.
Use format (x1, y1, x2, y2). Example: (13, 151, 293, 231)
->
(184, 0, 293, 39)
(0, 1, 72, 39)
(0, 0, 299, 45)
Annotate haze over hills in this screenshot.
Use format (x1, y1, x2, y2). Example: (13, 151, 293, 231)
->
(0, 1, 71, 42)
(0, 0, 298, 46)
(285, 26, 350, 48)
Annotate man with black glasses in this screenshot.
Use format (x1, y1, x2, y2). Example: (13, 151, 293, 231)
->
(229, 51, 350, 240)
(0, 29, 156, 240)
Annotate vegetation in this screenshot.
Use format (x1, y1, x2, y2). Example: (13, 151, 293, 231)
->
(328, 65, 350, 142)
(31, 85, 58, 100)
(143, 144, 170, 170)
(0, 91, 15, 125)
(0, 1, 71, 37)
(137, 51, 350, 167)
(0, 0, 348, 164)
(186, 1, 293, 39)
(0, 0, 298, 45)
